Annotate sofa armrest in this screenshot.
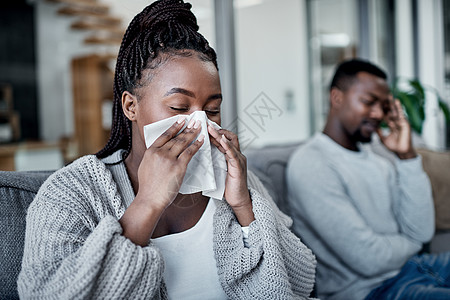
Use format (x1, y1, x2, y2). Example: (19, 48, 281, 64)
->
(0, 170, 53, 300)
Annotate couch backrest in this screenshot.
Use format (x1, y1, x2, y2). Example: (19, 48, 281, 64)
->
(245, 142, 302, 215)
(0, 170, 53, 300)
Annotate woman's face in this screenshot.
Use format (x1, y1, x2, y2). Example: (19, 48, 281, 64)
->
(124, 53, 222, 145)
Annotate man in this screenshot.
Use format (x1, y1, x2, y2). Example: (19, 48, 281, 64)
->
(287, 59, 450, 300)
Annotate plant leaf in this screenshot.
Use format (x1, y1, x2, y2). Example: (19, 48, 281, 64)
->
(393, 76, 450, 133)
(396, 92, 423, 133)
(409, 79, 425, 102)
(438, 99, 450, 123)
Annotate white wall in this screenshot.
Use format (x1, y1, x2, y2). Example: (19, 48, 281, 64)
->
(106, 0, 215, 46)
(36, 0, 214, 142)
(235, 0, 310, 148)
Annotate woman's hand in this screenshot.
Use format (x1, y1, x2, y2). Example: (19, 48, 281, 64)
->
(377, 98, 417, 159)
(120, 117, 204, 245)
(138, 117, 205, 209)
(208, 125, 255, 226)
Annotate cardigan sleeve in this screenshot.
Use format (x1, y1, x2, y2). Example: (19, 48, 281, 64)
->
(17, 156, 166, 300)
(213, 171, 316, 299)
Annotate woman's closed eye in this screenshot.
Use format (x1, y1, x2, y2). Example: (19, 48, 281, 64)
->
(170, 106, 189, 112)
(205, 110, 220, 116)
(170, 106, 220, 116)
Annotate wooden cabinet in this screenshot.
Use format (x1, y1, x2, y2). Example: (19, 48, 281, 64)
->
(71, 54, 115, 157)
(0, 84, 21, 143)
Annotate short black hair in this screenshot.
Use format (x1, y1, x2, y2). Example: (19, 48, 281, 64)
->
(329, 58, 387, 91)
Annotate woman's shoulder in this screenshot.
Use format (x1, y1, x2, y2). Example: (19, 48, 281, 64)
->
(44, 154, 108, 187)
(35, 154, 120, 212)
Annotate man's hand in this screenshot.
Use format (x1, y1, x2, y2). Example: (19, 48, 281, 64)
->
(376, 98, 417, 159)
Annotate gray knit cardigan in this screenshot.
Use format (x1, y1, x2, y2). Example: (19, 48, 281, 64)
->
(17, 153, 316, 299)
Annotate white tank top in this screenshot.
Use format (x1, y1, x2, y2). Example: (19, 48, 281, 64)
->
(151, 198, 228, 299)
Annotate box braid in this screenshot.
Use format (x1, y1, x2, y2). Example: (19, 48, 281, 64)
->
(96, 0, 218, 159)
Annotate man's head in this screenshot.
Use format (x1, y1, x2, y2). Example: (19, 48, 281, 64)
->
(326, 59, 391, 147)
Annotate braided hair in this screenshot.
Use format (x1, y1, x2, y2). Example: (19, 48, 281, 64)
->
(96, 0, 218, 159)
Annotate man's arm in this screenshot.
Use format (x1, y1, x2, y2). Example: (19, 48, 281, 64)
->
(389, 156, 435, 242)
(378, 98, 435, 242)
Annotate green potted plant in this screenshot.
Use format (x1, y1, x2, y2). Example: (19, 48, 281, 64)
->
(392, 78, 450, 135)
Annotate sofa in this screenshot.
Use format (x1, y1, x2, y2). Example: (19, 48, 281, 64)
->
(245, 142, 450, 254)
(1, 143, 449, 299)
(0, 170, 54, 299)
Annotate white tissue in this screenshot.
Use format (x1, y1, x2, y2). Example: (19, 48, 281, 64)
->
(143, 111, 227, 200)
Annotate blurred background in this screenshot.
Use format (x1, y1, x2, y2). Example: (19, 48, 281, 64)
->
(1, 0, 449, 171)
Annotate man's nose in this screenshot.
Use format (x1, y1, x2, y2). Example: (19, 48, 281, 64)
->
(370, 102, 384, 120)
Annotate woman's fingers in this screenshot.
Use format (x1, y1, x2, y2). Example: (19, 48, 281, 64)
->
(138, 120, 204, 204)
(207, 124, 251, 217)
(215, 130, 246, 174)
(151, 117, 204, 159)
(207, 124, 241, 163)
(178, 134, 205, 165)
(218, 129, 240, 151)
(207, 125, 241, 153)
(152, 116, 186, 148)
(207, 124, 225, 152)
(167, 119, 202, 155)
(220, 135, 236, 160)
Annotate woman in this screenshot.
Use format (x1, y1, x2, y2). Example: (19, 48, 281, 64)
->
(18, 1, 316, 299)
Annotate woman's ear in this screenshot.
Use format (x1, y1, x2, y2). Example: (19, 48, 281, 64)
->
(330, 87, 343, 109)
(122, 91, 138, 121)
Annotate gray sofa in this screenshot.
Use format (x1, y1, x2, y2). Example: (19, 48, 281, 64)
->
(1, 143, 449, 299)
(245, 143, 450, 253)
(0, 170, 54, 299)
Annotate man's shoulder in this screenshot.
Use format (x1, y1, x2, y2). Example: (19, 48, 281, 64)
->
(287, 135, 339, 184)
(290, 134, 332, 165)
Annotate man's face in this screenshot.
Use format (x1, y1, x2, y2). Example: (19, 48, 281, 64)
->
(337, 72, 391, 143)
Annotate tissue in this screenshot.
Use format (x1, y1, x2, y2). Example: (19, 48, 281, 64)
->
(143, 111, 227, 200)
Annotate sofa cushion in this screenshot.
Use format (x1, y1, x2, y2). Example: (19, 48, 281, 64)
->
(246, 142, 302, 214)
(416, 148, 450, 230)
(0, 170, 53, 300)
